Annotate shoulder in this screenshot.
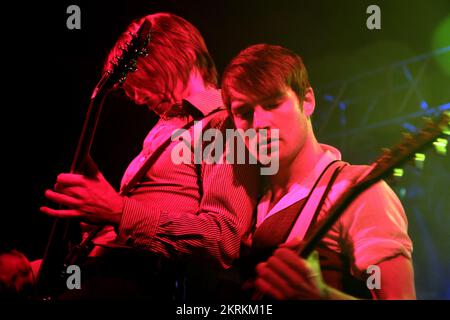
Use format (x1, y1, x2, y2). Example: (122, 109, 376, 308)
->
(201, 108, 233, 131)
(338, 163, 370, 181)
(338, 164, 401, 206)
(331, 163, 409, 233)
(322, 163, 408, 231)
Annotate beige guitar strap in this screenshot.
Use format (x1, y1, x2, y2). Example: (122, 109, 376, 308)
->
(286, 160, 346, 243)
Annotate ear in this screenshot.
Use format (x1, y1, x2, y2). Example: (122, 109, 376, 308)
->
(302, 87, 315, 117)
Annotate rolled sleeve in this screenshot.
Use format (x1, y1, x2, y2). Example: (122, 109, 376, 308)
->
(340, 180, 413, 277)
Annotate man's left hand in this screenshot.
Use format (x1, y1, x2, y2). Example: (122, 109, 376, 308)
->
(254, 240, 329, 299)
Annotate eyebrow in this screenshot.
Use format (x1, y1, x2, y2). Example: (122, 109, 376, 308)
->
(260, 92, 287, 105)
(231, 102, 251, 112)
(230, 91, 288, 112)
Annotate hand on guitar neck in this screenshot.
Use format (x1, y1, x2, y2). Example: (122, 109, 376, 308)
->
(40, 156, 124, 227)
(253, 237, 331, 300)
(253, 237, 416, 300)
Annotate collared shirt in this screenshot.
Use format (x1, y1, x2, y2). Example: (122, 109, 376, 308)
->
(257, 144, 413, 277)
(92, 88, 259, 269)
(257, 144, 342, 226)
(119, 89, 223, 191)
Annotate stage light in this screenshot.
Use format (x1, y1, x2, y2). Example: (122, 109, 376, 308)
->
(414, 153, 426, 169)
(432, 14, 450, 77)
(393, 168, 404, 177)
(433, 138, 448, 155)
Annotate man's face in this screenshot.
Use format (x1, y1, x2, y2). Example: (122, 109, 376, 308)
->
(135, 77, 188, 117)
(143, 91, 173, 116)
(229, 87, 310, 167)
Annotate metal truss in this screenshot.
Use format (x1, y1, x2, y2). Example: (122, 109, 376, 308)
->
(313, 46, 450, 299)
(315, 46, 450, 143)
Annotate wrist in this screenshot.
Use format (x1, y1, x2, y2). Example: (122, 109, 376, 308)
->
(111, 196, 125, 227)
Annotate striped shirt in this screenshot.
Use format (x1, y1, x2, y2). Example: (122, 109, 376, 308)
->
(93, 88, 259, 269)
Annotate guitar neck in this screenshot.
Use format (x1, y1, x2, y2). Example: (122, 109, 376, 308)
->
(36, 76, 110, 296)
(298, 178, 372, 258)
(71, 74, 110, 174)
(36, 20, 152, 298)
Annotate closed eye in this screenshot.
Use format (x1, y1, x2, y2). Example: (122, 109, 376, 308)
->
(234, 110, 253, 120)
(232, 104, 253, 119)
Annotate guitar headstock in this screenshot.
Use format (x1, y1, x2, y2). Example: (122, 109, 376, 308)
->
(363, 111, 449, 185)
(107, 20, 152, 86)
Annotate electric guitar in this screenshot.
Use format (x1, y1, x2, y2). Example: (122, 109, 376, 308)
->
(251, 111, 450, 299)
(36, 20, 152, 299)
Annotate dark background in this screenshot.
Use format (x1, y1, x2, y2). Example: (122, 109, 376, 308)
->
(3, 0, 449, 299)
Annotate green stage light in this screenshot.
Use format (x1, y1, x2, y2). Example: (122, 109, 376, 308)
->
(432, 14, 450, 76)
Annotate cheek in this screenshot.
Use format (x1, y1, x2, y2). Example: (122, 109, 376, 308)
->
(273, 112, 297, 136)
(278, 115, 306, 149)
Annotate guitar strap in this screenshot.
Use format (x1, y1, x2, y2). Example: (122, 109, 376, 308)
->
(249, 160, 346, 261)
(68, 106, 224, 262)
(286, 160, 347, 243)
(120, 107, 224, 195)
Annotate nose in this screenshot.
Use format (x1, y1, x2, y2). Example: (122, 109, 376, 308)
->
(253, 105, 270, 131)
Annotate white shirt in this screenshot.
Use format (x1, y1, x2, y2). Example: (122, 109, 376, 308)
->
(256, 144, 413, 277)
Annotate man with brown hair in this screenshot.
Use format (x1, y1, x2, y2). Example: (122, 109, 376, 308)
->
(40, 13, 258, 300)
(222, 44, 415, 299)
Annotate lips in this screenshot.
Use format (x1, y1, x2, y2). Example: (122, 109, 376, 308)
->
(258, 136, 279, 146)
(258, 139, 279, 158)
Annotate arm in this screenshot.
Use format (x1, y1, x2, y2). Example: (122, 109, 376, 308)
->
(116, 114, 259, 268)
(370, 255, 416, 299)
(254, 179, 416, 300)
(117, 160, 259, 268)
(41, 120, 259, 269)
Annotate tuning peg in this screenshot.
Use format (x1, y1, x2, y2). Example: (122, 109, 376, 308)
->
(109, 61, 118, 69)
(114, 56, 123, 66)
(139, 48, 149, 57)
(119, 75, 127, 84)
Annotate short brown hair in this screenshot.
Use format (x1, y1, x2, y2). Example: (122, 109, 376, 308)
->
(222, 44, 310, 108)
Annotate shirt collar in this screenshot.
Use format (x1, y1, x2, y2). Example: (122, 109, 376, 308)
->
(183, 87, 223, 116)
(257, 144, 342, 225)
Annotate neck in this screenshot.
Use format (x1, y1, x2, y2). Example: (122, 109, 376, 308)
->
(183, 70, 210, 98)
(267, 123, 324, 200)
